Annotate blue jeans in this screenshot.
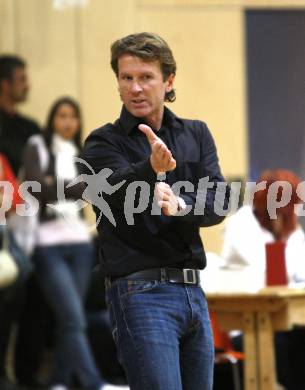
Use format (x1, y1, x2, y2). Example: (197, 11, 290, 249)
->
(105, 279, 214, 390)
(34, 243, 103, 389)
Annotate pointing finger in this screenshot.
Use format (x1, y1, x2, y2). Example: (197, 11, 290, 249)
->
(138, 124, 159, 145)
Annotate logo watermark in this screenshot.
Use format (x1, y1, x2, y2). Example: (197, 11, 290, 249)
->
(1, 157, 304, 227)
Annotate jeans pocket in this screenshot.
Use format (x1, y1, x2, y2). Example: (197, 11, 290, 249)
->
(119, 279, 159, 298)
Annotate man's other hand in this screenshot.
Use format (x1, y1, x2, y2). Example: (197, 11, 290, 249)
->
(154, 182, 179, 216)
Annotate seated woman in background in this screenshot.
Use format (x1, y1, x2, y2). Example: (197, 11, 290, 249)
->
(222, 169, 305, 286)
(22, 97, 107, 390)
(221, 169, 305, 390)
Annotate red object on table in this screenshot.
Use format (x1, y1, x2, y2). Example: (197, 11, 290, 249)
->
(265, 241, 288, 286)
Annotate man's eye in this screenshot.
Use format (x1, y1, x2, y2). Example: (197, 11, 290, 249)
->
(121, 75, 132, 81)
(143, 75, 152, 80)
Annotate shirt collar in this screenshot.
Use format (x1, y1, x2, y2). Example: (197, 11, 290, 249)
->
(119, 105, 183, 135)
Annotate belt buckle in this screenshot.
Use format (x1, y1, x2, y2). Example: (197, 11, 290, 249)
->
(183, 269, 197, 284)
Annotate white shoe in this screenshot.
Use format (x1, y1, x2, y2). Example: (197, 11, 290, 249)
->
(101, 384, 130, 390)
(50, 385, 68, 390)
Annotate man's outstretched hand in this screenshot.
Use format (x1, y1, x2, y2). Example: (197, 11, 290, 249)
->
(138, 124, 176, 174)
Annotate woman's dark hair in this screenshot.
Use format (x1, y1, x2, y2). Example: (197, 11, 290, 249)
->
(44, 96, 82, 151)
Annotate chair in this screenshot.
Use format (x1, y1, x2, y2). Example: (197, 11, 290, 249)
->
(211, 311, 244, 390)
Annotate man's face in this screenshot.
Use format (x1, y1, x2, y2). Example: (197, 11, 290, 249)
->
(7, 66, 29, 103)
(117, 54, 174, 124)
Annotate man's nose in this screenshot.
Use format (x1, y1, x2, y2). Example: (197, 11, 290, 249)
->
(130, 80, 142, 93)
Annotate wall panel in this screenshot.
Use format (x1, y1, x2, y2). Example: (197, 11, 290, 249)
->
(138, 0, 305, 8)
(0, 0, 17, 52)
(79, 0, 136, 135)
(8, 0, 79, 125)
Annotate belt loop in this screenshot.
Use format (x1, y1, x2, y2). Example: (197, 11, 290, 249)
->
(105, 277, 112, 290)
(160, 268, 167, 282)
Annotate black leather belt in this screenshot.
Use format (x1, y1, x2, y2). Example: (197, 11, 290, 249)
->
(109, 267, 200, 285)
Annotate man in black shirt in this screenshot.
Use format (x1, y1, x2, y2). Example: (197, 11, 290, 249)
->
(0, 55, 40, 390)
(83, 33, 229, 390)
(0, 55, 40, 175)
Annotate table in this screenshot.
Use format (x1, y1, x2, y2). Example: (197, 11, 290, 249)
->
(207, 288, 305, 390)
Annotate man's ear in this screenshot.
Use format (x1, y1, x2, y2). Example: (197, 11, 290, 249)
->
(165, 73, 175, 93)
(118, 87, 123, 101)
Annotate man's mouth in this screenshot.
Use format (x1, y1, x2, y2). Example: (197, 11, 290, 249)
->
(131, 99, 146, 105)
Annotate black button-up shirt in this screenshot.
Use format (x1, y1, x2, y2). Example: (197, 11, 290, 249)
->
(82, 105, 228, 277)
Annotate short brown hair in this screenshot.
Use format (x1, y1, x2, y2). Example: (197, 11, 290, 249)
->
(111, 32, 177, 102)
(0, 55, 25, 89)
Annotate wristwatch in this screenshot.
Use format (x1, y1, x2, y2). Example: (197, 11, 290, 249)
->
(177, 196, 187, 212)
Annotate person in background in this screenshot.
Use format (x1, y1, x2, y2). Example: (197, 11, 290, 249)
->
(222, 169, 305, 285)
(22, 96, 128, 390)
(0, 154, 22, 265)
(85, 241, 127, 387)
(0, 154, 21, 209)
(0, 55, 40, 390)
(0, 55, 40, 175)
(221, 169, 305, 390)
